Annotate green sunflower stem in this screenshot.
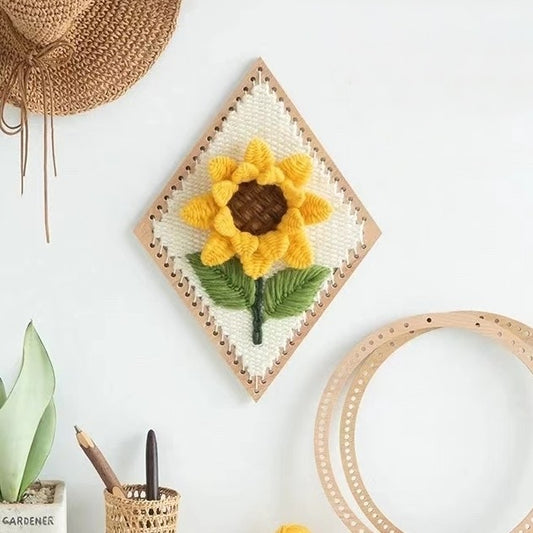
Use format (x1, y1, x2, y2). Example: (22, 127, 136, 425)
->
(251, 277, 264, 345)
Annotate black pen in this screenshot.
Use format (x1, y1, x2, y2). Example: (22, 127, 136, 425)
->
(146, 429, 160, 500)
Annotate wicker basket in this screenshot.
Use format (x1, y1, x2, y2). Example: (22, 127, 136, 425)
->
(104, 485, 180, 533)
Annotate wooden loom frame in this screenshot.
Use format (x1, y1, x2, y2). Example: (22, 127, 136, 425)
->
(135, 58, 381, 400)
(315, 311, 533, 532)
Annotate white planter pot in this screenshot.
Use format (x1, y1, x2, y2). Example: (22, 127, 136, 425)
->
(0, 481, 66, 533)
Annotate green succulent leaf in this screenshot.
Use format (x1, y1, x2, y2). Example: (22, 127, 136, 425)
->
(0, 379, 6, 409)
(18, 400, 56, 500)
(263, 266, 331, 319)
(0, 379, 6, 501)
(0, 322, 55, 502)
(187, 253, 255, 309)
(0, 380, 3, 501)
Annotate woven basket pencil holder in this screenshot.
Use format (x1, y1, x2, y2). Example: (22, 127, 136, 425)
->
(104, 484, 180, 533)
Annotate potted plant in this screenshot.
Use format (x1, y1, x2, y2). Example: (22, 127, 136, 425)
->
(0, 322, 65, 532)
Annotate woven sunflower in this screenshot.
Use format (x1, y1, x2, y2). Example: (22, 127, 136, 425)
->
(181, 138, 332, 345)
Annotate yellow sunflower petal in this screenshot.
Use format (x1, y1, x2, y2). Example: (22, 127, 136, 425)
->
(231, 232, 259, 256)
(280, 180, 305, 208)
(180, 193, 218, 230)
(208, 156, 238, 182)
(201, 233, 235, 266)
(257, 166, 285, 185)
(279, 208, 305, 233)
(244, 138, 274, 171)
(278, 153, 313, 186)
(241, 253, 273, 279)
(258, 231, 290, 261)
(299, 192, 333, 225)
(212, 180, 238, 207)
(213, 206, 238, 237)
(231, 162, 259, 184)
(284, 230, 314, 268)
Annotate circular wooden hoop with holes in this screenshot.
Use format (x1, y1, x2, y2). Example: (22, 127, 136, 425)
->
(315, 311, 533, 533)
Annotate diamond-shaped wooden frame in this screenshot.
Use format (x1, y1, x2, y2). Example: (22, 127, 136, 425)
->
(135, 58, 380, 401)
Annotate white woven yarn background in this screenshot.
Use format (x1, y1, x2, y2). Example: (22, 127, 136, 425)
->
(153, 78, 364, 377)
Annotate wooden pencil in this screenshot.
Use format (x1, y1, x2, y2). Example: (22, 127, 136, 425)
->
(75, 425, 126, 498)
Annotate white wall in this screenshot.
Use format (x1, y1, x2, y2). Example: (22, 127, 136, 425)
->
(1, 1, 533, 532)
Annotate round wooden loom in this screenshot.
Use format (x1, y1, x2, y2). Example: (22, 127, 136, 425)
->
(315, 311, 533, 533)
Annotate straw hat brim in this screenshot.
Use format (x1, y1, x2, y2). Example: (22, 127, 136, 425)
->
(0, 0, 181, 116)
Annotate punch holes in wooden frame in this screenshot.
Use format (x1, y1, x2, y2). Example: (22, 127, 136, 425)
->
(315, 311, 533, 533)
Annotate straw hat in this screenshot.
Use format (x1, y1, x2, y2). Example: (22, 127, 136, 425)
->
(0, 0, 181, 241)
(0, 0, 182, 115)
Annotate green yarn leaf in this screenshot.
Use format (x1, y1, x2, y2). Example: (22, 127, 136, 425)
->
(263, 266, 331, 319)
(187, 253, 255, 309)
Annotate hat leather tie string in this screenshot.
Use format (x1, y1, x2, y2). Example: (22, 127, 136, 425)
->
(0, 40, 74, 242)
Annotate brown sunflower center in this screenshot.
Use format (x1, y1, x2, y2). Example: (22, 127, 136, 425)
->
(227, 181, 288, 236)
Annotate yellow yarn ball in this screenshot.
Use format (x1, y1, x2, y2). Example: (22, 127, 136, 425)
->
(276, 525, 311, 533)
